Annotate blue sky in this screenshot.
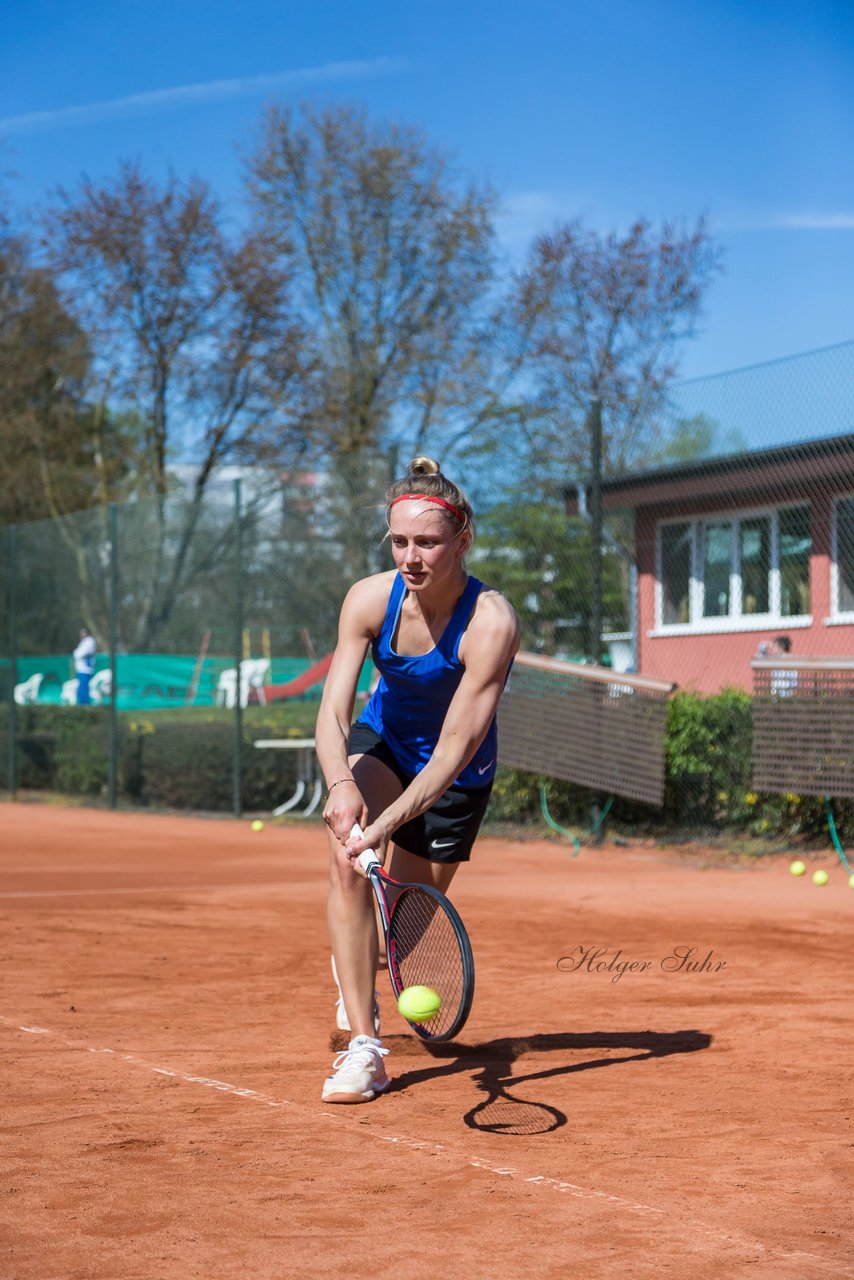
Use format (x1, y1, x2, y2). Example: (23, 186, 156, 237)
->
(2, 0, 852, 380)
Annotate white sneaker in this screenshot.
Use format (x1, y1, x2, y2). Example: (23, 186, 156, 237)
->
(322, 1036, 390, 1104)
(331, 956, 381, 1035)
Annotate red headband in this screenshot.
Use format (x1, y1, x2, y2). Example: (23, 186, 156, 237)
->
(388, 493, 466, 523)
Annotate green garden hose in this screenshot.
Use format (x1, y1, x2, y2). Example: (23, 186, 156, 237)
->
(824, 796, 852, 875)
(539, 784, 614, 856)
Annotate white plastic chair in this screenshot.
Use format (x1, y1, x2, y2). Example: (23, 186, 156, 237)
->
(216, 659, 270, 708)
(13, 674, 44, 705)
(89, 669, 113, 704)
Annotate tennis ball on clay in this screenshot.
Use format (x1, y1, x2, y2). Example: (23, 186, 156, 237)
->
(250, 819, 265, 833)
(397, 985, 442, 1022)
(812, 869, 829, 886)
(849, 874, 854, 890)
(789, 860, 807, 877)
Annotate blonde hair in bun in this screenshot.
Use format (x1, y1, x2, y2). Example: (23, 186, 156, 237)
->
(408, 456, 441, 477)
(385, 457, 474, 543)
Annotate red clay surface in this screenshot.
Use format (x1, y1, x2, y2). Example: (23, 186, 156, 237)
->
(1, 801, 852, 1280)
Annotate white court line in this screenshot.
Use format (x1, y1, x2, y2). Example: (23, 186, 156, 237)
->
(0, 1015, 664, 1217)
(0, 881, 285, 899)
(0, 1015, 841, 1274)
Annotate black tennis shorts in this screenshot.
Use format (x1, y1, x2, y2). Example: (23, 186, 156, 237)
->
(348, 721, 493, 864)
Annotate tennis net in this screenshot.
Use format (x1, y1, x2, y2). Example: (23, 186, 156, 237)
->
(498, 651, 675, 807)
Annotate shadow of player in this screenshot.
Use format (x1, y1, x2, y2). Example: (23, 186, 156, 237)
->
(386, 1028, 713, 1136)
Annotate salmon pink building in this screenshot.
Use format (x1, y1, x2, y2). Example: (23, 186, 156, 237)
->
(578, 434, 854, 695)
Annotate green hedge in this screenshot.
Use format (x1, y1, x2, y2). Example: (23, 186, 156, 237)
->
(0, 703, 320, 811)
(0, 693, 850, 841)
(1, 707, 110, 795)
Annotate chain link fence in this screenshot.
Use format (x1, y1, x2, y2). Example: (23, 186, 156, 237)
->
(2, 342, 853, 845)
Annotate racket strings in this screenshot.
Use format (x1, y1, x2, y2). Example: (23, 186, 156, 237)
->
(389, 889, 465, 1037)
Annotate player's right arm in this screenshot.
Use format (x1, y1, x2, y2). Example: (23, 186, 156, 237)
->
(315, 573, 392, 842)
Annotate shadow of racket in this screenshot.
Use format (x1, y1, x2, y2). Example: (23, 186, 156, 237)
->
(465, 1065, 567, 1135)
(391, 1029, 712, 1136)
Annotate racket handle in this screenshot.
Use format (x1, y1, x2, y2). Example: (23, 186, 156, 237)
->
(349, 823, 381, 875)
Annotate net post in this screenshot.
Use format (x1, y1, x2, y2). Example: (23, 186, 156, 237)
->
(7, 525, 18, 799)
(589, 396, 604, 665)
(107, 502, 119, 809)
(233, 479, 243, 818)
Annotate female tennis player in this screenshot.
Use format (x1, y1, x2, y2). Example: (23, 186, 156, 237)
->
(315, 457, 519, 1103)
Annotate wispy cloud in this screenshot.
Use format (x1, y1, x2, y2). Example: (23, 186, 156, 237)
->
(722, 208, 854, 234)
(496, 190, 661, 259)
(773, 212, 854, 231)
(497, 189, 593, 255)
(0, 58, 407, 136)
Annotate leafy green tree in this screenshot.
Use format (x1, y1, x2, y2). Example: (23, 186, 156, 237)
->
(511, 216, 723, 481)
(645, 411, 747, 466)
(499, 217, 723, 660)
(470, 501, 627, 657)
(44, 162, 310, 648)
(247, 102, 505, 462)
(0, 225, 127, 526)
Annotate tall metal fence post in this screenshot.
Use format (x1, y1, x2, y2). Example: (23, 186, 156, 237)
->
(588, 397, 606, 845)
(589, 396, 603, 665)
(108, 503, 119, 809)
(8, 525, 18, 799)
(233, 479, 243, 818)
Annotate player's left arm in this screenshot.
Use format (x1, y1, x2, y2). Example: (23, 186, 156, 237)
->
(347, 592, 520, 858)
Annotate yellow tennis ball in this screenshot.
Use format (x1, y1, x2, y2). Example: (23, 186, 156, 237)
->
(789, 860, 806, 877)
(397, 985, 442, 1022)
(250, 819, 265, 833)
(849, 874, 854, 890)
(812, 869, 829, 886)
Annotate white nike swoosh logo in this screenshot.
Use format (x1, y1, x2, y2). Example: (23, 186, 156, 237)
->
(431, 839, 456, 849)
(477, 760, 494, 775)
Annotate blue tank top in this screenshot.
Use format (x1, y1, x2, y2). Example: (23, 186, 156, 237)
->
(357, 573, 498, 788)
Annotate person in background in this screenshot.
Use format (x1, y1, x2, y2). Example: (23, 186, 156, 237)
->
(73, 628, 97, 705)
(764, 634, 797, 699)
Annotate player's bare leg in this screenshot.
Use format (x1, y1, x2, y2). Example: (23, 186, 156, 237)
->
(327, 850, 378, 1038)
(326, 753, 401, 1037)
(387, 845, 461, 895)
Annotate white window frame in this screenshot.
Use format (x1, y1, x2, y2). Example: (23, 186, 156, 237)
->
(829, 493, 854, 625)
(652, 503, 812, 636)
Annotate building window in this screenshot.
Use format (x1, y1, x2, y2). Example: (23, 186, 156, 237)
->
(779, 505, 811, 617)
(656, 505, 811, 631)
(702, 522, 732, 618)
(661, 522, 691, 624)
(740, 516, 771, 614)
(834, 496, 854, 616)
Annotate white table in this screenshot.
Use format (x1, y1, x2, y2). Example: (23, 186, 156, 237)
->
(254, 738, 322, 817)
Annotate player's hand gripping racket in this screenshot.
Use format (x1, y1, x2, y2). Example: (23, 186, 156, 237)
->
(351, 823, 475, 1041)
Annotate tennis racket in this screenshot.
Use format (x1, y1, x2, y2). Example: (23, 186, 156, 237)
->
(351, 823, 475, 1042)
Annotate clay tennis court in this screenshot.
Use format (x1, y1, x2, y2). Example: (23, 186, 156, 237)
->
(1, 801, 851, 1279)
